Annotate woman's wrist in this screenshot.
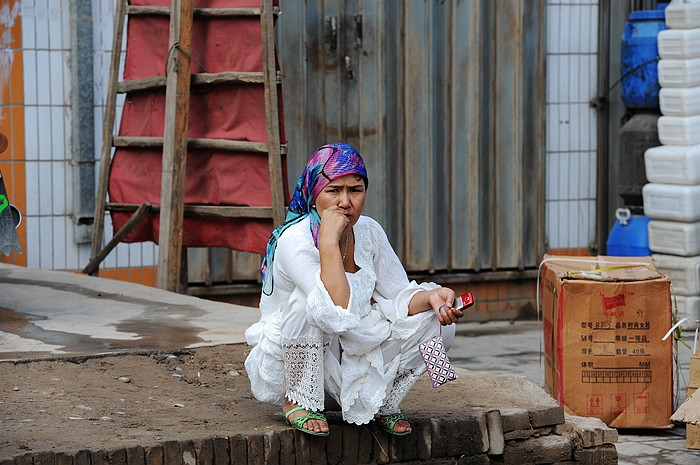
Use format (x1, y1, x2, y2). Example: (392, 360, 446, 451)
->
(318, 234, 342, 252)
(318, 237, 351, 308)
(407, 289, 437, 315)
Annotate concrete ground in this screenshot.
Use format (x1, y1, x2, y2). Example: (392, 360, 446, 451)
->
(1, 262, 699, 464)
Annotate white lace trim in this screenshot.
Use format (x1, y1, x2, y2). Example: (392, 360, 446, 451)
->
(343, 381, 389, 425)
(377, 368, 424, 415)
(283, 335, 327, 411)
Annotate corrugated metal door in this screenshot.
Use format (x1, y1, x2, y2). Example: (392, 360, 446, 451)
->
(277, 0, 546, 273)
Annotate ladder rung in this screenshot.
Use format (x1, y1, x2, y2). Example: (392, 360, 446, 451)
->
(125, 6, 280, 17)
(117, 71, 282, 93)
(106, 202, 275, 219)
(113, 136, 287, 155)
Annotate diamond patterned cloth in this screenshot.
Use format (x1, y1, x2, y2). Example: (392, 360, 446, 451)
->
(418, 334, 458, 388)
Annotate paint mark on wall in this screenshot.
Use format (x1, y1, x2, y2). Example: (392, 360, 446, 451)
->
(0, 1, 20, 117)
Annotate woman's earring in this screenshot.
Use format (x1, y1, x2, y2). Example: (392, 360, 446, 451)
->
(311, 204, 316, 209)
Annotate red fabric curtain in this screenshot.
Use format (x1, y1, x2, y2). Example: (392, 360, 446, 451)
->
(108, 0, 288, 255)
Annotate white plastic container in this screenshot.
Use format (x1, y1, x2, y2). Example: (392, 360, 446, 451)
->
(652, 253, 700, 295)
(643, 183, 700, 221)
(660, 86, 700, 116)
(674, 295, 700, 329)
(658, 28, 700, 59)
(658, 58, 700, 88)
(657, 115, 700, 145)
(649, 220, 700, 256)
(665, 1, 700, 29)
(645, 144, 700, 184)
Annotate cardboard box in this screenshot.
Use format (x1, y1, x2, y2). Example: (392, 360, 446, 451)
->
(688, 424, 700, 449)
(690, 355, 700, 388)
(541, 255, 673, 428)
(686, 388, 700, 450)
(686, 367, 700, 449)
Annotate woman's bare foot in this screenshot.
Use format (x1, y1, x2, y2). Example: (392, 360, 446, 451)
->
(377, 413, 412, 436)
(391, 418, 411, 434)
(283, 400, 329, 435)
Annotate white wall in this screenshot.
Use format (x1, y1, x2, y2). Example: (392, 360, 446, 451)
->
(19, 0, 157, 271)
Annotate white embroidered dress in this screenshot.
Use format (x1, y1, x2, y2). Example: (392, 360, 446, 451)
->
(244, 215, 454, 425)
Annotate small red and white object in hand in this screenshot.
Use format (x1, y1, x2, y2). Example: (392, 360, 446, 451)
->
(453, 292, 475, 312)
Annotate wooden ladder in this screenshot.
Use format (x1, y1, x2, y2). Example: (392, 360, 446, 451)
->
(85, 0, 286, 292)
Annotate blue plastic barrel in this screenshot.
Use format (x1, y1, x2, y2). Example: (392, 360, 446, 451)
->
(606, 208, 652, 256)
(620, 6, 668, 109)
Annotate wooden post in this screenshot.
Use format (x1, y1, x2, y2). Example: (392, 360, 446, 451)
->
(157, 0, 193, 292)
(83, 202, 151, 276)
(260, 0, 285, 227)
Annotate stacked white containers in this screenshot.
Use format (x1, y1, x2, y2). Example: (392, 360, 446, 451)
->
(644, 0, 700, 325)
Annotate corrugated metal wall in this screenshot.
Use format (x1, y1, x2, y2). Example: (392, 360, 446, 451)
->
(280, 0, 546, 273)
(188, 0, 547, 284)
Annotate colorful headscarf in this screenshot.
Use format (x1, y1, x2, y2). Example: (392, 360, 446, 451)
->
(261, 143, 368, 295)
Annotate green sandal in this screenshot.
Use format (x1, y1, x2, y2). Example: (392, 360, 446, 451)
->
(378, 413, 412, 436)
(283, 405, 329, 436)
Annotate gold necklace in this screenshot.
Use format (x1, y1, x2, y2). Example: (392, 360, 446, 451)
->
(342, 231, 349, 261)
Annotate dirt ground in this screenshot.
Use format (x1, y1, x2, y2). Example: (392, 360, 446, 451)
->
(0, 342, 532, 461)
(0, 344, 285, 460)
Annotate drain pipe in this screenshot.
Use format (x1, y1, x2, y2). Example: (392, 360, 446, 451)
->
(70, 0, 95, 243)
